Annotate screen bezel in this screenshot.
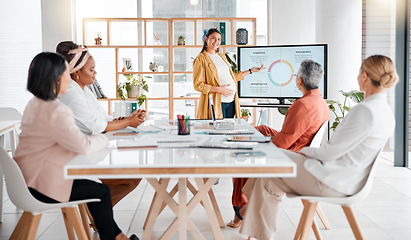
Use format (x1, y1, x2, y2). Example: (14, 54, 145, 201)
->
(237, 44, 328, 100)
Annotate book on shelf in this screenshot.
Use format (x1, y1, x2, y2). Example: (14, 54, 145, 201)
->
(220, 22, 226, 45)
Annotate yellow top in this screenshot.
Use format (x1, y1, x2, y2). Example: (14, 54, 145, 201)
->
(193, 51, 244, 119)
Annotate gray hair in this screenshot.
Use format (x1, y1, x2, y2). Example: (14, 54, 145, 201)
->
(297, 59, 323, 90)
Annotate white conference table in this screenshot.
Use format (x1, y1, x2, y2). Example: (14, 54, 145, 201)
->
(64, 119, 296, 240)
(0, 120, 20, 223)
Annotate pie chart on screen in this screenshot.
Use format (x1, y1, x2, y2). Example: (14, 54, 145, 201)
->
(267, 59, 296, 87)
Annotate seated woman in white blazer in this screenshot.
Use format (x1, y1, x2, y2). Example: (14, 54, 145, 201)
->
(14, 52, 139, 240)
(239, 55, 399, 240)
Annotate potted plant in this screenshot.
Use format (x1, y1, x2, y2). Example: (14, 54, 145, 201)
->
(225, 51, 237, 73)
(117, 73, 150, 106)
(177, 36, 185, 45)
(241, 108, 251, 121)
(327, 90, 364, 131)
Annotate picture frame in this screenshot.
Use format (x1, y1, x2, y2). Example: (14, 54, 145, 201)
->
(122, 58, 133, 71)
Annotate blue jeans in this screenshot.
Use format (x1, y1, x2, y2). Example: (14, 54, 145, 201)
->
(221, 101, 235, 118)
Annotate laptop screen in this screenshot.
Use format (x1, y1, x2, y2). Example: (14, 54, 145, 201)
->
(209, 95, 216, 121)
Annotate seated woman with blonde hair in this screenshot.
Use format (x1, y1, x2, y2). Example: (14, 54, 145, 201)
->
(239, 55, 399, 240)
(14, 52, 139, 240)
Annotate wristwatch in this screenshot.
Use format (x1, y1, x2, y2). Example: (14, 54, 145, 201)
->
(249, 68, 252, 74)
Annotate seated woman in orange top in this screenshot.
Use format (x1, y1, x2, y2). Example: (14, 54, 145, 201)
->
(229, 59, 329, 228)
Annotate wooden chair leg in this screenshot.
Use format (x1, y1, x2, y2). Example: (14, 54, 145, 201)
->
(78, 204, 93, 239)
(294, 200, 318, 240)
(63, 207, 89, 240)
(316, 205, 331, 230)
(301, 199, 322, 240)
(10, 211, 39, 240)
(311, 220, 322, 240)
(341, 206, 365, 240)
(62, 208, 76, 240)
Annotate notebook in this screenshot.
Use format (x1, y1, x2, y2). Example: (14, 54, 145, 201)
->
(209, 95, 236, 130)
(204, 130, 255, 135)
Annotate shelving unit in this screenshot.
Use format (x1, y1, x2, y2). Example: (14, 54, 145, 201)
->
(82, 17, 256, 119)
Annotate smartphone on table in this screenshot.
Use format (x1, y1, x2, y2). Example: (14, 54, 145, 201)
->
(232, 151, 266, 157)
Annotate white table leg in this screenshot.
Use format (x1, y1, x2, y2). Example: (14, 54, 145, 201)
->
(10, 129, 16, 157)
(145, 177, 224, 240)
(0, 134, 4, 223)
(178, 178, 187, 240)
(194, 178, 224, 240)
(143, 178, 171, 240)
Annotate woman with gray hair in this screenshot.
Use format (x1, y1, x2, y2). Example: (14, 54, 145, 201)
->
(229, 59, 329, 228)
(239, 55, 399, 240)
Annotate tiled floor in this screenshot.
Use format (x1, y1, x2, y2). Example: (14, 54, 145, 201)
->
(0, 152, 410, 240)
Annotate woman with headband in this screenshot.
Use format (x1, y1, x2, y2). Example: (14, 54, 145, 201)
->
(15, 52, 139, 240)
(56, 42, 142, 209)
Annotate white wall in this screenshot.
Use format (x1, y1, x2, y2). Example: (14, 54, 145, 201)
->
(0, 0, 42, 113)
(268, 0, 316, 45)
(41, 0, 74, 52)
(316, 0, 362, 101)
(266, 0, 362, 128)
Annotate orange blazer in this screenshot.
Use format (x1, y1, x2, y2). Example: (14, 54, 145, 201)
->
(193, 51, 244, 119)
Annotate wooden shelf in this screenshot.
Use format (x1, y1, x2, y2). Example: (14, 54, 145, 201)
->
(83, 17, 256, 119)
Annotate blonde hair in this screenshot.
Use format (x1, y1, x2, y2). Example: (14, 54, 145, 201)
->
(361, 55, 399, 88)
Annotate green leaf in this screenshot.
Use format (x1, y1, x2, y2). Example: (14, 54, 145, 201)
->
(329, 105, 335, 111)
(341, 90, 364, 103)
(343, 106, 350, 111)
(278, 107, 289, 115)
(137, 94, 147, 107)
(332, 121, 339, 130)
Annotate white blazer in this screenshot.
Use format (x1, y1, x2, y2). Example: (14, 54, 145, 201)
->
(300, 93, 395, 195)
(59, 80, 113, 135)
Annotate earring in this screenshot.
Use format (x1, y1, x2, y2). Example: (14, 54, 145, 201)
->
(76, 75, 79, 80)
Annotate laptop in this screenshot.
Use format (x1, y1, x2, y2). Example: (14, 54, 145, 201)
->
(209, 95, 236, 130)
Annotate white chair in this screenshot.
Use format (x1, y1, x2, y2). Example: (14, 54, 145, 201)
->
(0, 107, 22, 156)
(293, 121, 330, 240)
(0, 146, 100, 240)
(290, 153, 380, 240)
(310, 121, 328, 148)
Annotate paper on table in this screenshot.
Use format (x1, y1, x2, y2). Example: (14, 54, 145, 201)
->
(117, 139, 158, 148)
(196, 137, 257, 149)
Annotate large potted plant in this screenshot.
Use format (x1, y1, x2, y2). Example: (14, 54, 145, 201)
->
(326, 90, 364, 131)
(277, 90, 364, 131)
(117, 74, 150, 106)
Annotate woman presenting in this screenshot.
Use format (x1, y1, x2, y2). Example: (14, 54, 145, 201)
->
(193, 28, 264, 119)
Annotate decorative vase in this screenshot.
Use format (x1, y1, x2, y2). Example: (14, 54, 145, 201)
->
(149, 62, 158, 72)
(236, 28, 248, 45)
(241, 116, 249, 122)
(128, 85, 141, 98)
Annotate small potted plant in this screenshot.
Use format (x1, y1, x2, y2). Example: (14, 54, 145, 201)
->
(177, 36, 185, 45)
(241, 108, 251, 121)
(117, 73, 151, 106)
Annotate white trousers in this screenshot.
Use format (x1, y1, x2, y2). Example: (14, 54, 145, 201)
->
(239, 149, 346, 240)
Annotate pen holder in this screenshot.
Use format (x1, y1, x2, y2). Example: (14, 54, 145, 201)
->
(177, 119, 190, 135)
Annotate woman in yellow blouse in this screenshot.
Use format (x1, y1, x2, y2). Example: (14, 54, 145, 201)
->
(193, 28, 264, 119)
